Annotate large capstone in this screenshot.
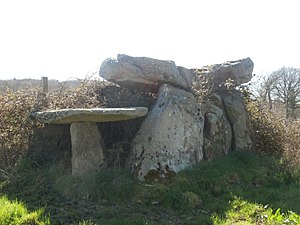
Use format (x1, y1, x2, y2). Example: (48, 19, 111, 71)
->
(99, 54, 194, 91)
(129, 84, 204, 181)
(70, 122, 105, 177)
(195, 58, 254, 90)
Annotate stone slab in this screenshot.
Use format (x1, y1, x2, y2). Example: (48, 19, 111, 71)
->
(196, 57, 254, 89)
(31, 107, 148, 124)
(99, 54, 192, 91)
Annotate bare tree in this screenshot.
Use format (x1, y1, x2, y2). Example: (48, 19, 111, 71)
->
(256, 74, 277, 110)
(259, 67, 300, 118)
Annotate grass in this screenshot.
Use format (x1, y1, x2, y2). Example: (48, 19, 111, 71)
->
(1, 151, 300, 224)
(212, 197, 300, 225)
(0, 195, 50, 225)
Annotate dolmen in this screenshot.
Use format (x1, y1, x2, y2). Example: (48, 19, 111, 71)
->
(100, 54, 254, 181)
(31, 54, 254, 182)
(31, 107, 148, 176)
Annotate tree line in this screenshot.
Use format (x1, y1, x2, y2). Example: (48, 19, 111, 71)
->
(255, 67, 300, 119)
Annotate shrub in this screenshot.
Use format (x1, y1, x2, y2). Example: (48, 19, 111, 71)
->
(245, 99, 285, 156)
(0, 89, 40, 173)
(42, 78, 106, 110)
(282, 120, 300, 172)
(243, 86, 300, 172)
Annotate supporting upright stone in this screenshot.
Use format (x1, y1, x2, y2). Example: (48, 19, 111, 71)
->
(221, 92, 252, 151)
(129, 84, 204, 181)
(202, 95, 232, 160)
(70, 122, 105, 176)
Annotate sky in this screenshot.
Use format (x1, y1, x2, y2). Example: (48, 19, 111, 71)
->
(0, 0, 299, 81)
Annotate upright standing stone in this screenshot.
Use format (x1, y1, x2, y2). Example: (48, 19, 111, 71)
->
(221, 92, 252, 151)
(202, 95, 232, 159)
(129, 84, 204, 181)
(70, 122, 105, 176)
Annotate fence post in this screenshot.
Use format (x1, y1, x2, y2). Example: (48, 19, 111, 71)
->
(42, 77, 48, 93)
(41, 77, 49, 109)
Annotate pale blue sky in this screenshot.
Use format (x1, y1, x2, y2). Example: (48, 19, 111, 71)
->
(0, 0, 299, 80)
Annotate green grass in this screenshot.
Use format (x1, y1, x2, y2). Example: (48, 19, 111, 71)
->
(165, 152, 300, 213)
(1, 151, 300, 224)
(0, 195, 50, 225)
(212, 197, 300, 224)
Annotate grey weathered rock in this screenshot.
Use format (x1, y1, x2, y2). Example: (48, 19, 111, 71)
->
(221, 92, 252, 151)
(31, 107, 148, 124)
(196, 58, 254, 89)
(71, 122, 105, 176)
(177, 66, 196, 88)
(99, 54, 191, 91)
(202, 95, 232, 159)
(129, 84, 204, 181)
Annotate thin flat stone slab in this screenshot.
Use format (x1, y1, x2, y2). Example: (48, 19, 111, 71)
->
(31, 107, 148, 124)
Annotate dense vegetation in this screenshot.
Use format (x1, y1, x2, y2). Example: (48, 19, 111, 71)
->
(1, 151, 300, 224)
(0, 77, 300, 224)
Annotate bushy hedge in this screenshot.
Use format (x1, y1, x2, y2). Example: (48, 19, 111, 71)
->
(245, 99, 286, 156)
(244, 90, 300, 172)
(0, 89, 39, 172)
(283, 120, 300, 171)
(0, 79, 105, 176)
